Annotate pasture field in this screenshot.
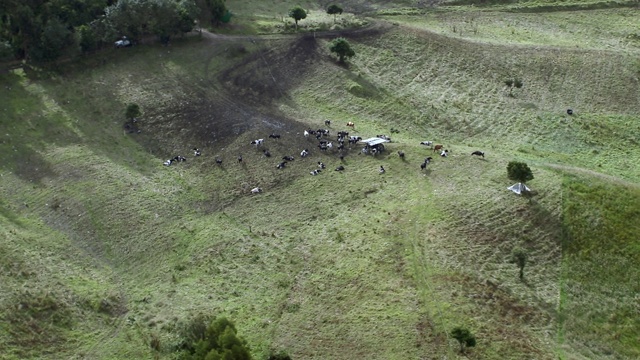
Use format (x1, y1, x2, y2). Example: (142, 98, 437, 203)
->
(1, 1, 639, 359)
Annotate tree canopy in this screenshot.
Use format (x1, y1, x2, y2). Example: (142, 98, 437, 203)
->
(329, 37, 355, 63)
(0, 0, 207, 62)
(451, 327, 476, 353)
(507, 161, 534, 184)
(180, 317, 252, 360)
(327, 4, 343, 22)
(288, 6, 307, 30)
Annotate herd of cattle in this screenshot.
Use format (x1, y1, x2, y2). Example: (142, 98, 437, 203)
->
(162, 122, 486, 194)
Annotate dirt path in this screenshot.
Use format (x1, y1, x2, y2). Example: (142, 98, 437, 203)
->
(536, 162, 639, 189)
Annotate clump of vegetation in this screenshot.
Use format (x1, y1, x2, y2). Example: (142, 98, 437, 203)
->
(507, 161, 534, 184)
(125, 103, 141, 120)
(504, 78, 523, 96)
(178, 316, 252, 360)
(511, 247, 528, 280)
(288, 6, 307, 30)
(329, 37, 355, 63)
(327, 4, 343, 23)
(451, 326, 476, 353)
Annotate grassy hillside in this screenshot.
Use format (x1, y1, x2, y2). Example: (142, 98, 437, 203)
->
(1, 1, 639, 359)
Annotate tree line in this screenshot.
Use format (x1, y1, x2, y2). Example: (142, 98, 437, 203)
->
(0, 0, 229, 62)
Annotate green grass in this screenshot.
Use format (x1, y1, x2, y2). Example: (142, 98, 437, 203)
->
(560, 177, 640, 358)
(0, 2, 639, 359)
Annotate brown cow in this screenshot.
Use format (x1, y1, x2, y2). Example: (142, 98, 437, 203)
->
(346, 122, 355, 128)
(433, 144, 444, 152)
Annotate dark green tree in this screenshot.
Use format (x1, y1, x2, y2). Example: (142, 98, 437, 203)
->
(326, 4, 343, 23)
(504, 77, 523, 96)
(329, 37, 355, 63)
(77, 24, 98, 53)
(181, 317, 252, 360)
(512, 247, 528, 280)
(450, 327, 476, 353)
(198, 0, 228, 26)
(507, 161, 534, 184)
(288, 6, 307, 30)
(125, 103, 141, 120)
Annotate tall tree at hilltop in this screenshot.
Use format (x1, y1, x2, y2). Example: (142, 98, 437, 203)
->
(327, 4, 343, 23)
(289, 6, 307, 30)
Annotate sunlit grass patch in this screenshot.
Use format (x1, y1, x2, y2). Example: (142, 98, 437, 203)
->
(560, 176, 640, 358)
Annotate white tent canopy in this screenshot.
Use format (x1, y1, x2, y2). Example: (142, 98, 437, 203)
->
(508, 183, 531, 195)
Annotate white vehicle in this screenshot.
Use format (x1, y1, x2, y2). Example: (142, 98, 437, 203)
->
(115, 37, 132, 48)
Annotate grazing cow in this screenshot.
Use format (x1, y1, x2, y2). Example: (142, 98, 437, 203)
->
(337, 131, 349, 138)
(263, 149, 271, 157)
(173, 155, 187, 162)
(420, 162, 427, 170)
(471, 151, 485, 158)
(335, 165, 345, 171)
(215, 157, 223, 165)
(326, 142, 333, 149)
(300, 149, 309, 157)
(337, 144, 345, 150)
(277, 162, 286, 169)
(348, 136, 362, 144)
(567, 109, 573, 116)
(420, 141, 433, 146)
(251, 139, 264, 146)
(318, 162, 326, 169)
(310, 169, 322, 176)
(237, 155, 243, 163)
(318, 144, 327, 151)
(251, 187, 262, 194)
(398, 151, 405, 159)
(282, 155, 294, 161)
(163, 159, 173, 166)
(379, 165, 386, 174)
(424, 156, 433, 164)
(269, 134, 281, 139)
(193, 148, 201, 156)
(440, 150, 448, 157)
(433, 144, 444, 152)
(325, 120, 331, 126)
(346, 122, 355, 128)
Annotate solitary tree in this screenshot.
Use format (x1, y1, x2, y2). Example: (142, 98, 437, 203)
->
(329, 37, 355, 63)
(327, 4, 343, 23)
(504, 78, 523, 96)
(288, 6, 307, 30)
(181, 317, 252, 360)
(512, 247, 528, 280)
(125, 103, 141, 120)
(507, 161, 534, 184)
(450, 327, 476, 353)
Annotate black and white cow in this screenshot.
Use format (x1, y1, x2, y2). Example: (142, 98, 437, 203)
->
(277, 162, 286, 169)
(335, 165, 345, 171)
(282, 155, 294, 161)
(251, 187, 262, 194)
(471, 151, 485, 158)
(193, 148, 201, 156)
(251, 139, 264, 146)
(300, 149, 309, 158)
(420, 141, 433, 146)
(310, 169, 321, 176)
